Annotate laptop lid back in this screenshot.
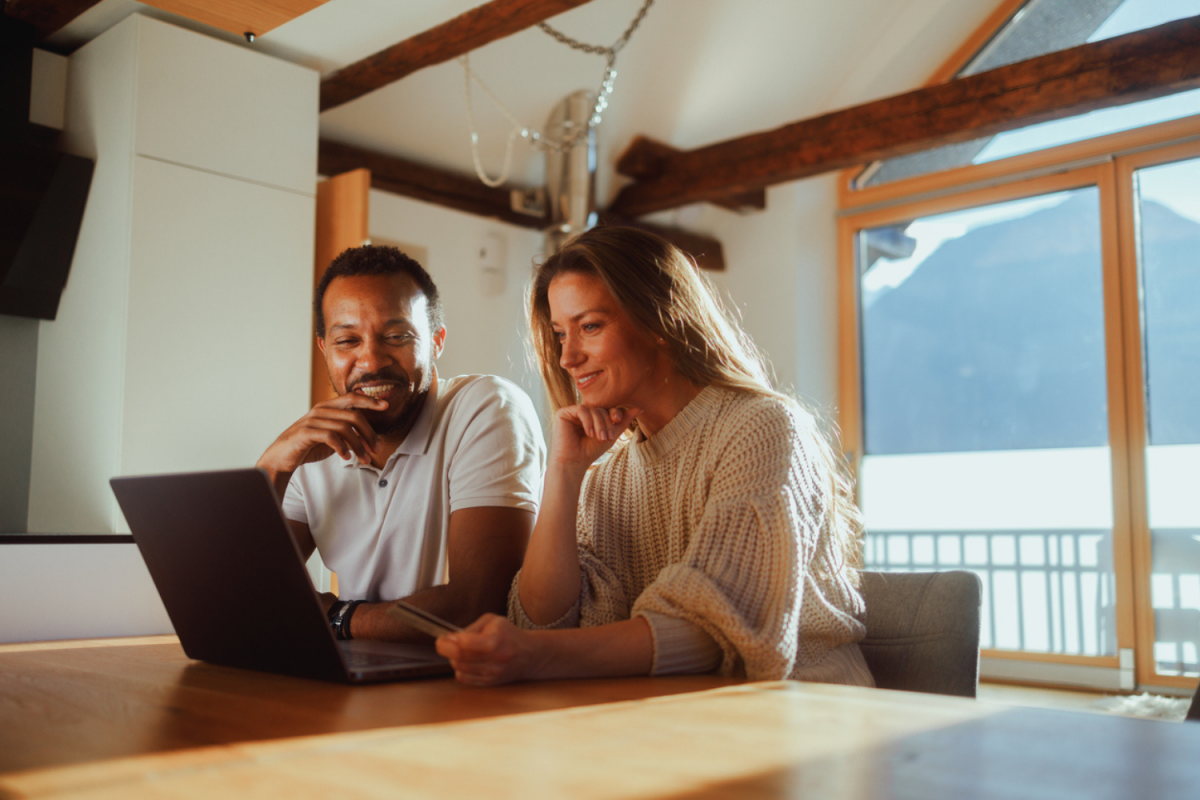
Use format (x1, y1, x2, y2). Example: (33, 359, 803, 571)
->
(111, 469, 347, 682)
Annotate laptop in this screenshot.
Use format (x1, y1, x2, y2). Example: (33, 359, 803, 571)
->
(110, 468, 453, 683)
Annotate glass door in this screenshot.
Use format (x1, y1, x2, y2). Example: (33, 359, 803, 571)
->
(1119, 143, 1200, 688)
(842, 167, 1135, 685)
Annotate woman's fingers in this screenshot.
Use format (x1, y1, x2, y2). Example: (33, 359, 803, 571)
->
(438, 615, 531, 686)
(562, 405, 641, 441)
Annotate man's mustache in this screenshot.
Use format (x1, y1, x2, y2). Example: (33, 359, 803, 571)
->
(348, 369, 409, 392)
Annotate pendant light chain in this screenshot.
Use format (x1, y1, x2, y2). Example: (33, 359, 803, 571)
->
(461, 0, 654, 186)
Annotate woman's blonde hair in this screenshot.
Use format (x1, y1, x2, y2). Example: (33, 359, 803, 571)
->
(529, 226, 865, 578)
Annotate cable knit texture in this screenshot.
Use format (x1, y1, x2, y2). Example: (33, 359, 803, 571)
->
(509, 386, 875, 685)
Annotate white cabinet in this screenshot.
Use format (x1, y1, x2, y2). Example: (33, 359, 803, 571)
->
(133, 19, 316, 194)
(26, 15, 316, 533)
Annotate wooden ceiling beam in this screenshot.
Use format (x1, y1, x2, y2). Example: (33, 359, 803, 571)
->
(320, 0, 598, 112)
(317, 140, 726, 270)
(318, 139, 547, 228)
(610, 14, 1200, 217)
(2, 0, 104, 38)
(615, 136, 765, 213)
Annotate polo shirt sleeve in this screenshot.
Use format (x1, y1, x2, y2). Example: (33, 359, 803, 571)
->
(446, 377, 546, 514)
(280, 472, 309, 525)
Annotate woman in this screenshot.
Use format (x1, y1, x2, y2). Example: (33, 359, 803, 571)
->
(436, 226, 873, 687)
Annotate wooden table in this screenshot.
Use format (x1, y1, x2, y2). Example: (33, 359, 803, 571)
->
(0, 636, 735, 772)
(3, 637, 1200, 798)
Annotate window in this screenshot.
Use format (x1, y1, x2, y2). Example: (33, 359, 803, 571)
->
(839, 0, 1200, 692)
(856, 182, 1117, 657)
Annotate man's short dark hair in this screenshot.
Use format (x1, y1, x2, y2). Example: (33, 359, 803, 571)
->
(314, 245, 445, 338)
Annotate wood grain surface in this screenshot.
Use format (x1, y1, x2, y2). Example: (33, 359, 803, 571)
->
(0, 637, 737, 776)
(5, 679, 1200, 799)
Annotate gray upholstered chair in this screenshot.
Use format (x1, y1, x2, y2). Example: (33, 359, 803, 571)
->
(858, 570, 982, 698)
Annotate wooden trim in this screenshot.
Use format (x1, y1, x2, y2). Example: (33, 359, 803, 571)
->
(983, 649, 1121, 669)
(840, 114, 1200, 214)
(319, 0, 598, 111)
(1113, 136, 1200, 687)
(1095, 161, 1139, 660)
(979, 675, 1113, 692)
(835, 216, 862, 484)
(924, 0, 1030, 86)
(612, 15, 1200, 217)
(2, 0, 103, 38)
(136, 1, 330, 37)
(839, 165, 1105, 231)
(1138, 674, 1200, 691)
(319, 139, 547, 229)
(312, 168, 370, 408)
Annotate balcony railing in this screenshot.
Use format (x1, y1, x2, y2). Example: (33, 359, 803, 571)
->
(863, 529, 1117, 656)
(864, 528, 1200, 677)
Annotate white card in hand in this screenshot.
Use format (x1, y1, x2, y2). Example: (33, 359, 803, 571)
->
(385, 600, 462, 638)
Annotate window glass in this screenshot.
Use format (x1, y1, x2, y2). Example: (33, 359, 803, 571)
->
(860, 188, 1108, 455)
(858, 185, 1117, 656)
(1134, 154, 1200, 677)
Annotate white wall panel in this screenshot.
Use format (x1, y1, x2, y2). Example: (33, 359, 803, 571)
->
(119, 157, 313, 498)
(133, 15, 318, 195)
(0, 544, 172, 643)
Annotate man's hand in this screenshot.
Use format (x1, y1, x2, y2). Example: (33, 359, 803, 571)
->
(257, 394, 386, 492)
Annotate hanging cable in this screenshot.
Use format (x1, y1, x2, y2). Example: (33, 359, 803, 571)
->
(460, 0, 654, 187)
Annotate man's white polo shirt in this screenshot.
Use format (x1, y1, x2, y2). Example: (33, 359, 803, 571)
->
(282, 374, 545, 602)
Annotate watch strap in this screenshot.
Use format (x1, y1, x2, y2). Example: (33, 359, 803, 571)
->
(327, 599, 363, 640)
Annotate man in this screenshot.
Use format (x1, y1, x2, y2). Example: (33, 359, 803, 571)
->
(257, 245, 544, 642)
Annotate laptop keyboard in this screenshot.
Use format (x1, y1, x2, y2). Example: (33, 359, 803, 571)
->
(344, 650, 415, 669)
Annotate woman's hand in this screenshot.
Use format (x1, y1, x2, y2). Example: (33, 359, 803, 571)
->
(551, 405, 641, 473)
(435, 614, 546, 686)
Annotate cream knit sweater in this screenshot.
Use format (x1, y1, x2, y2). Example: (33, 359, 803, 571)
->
(509, 386, 874, 685)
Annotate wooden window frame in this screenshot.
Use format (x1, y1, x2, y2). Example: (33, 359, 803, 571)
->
(839, 165, 1136, 675)
(1113, 137, 1200, 690)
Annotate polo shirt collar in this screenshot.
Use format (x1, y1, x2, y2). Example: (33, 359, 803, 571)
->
(341, 371, 439, 468)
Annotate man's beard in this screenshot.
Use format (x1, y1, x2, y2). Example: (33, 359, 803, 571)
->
(344, 366, 433, 437)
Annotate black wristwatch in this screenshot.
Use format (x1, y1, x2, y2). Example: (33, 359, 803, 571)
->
(327, 599, 364, 640)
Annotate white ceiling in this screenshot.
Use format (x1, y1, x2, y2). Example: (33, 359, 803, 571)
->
(46, 0, 1004, 206)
